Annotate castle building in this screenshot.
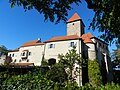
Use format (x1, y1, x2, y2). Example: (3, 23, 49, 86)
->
(8, 13, 113, 85)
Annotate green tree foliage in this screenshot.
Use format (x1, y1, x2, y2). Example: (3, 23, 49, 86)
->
(58, 46, 81, 82)
(112, 44, 120, 61)
(88, 59, 102, 87)
(1, 67, 120, 90)
(0, 45, 8, 56)
(46, 63, 68, 83)
(111, 44, 120, 69)
(111, 44, 120, 83)
(9, 0, 81, 23)
(86, 0, 120, 43)
(41, 59, 48, 66)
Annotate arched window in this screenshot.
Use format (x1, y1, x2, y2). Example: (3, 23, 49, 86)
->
(48, 58, 56, 66)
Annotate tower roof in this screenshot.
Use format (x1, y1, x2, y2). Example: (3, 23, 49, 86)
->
(67, 13, 81, 23)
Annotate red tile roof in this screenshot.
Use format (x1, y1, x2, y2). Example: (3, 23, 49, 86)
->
(21, 40, 44, 47)
(80, 32, 94, 40)
(67, 13, 81, 23)
(80, 32, 94, 43)
(45, 35, 80, 42)
(9, 48, 19, 52)
(10, 63, 34, 66)
(83, 37, 94, 43)
(87, 32, 94, 38)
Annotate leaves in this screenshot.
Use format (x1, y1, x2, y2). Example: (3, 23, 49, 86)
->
(88, 0, 120, 43)
(0, 45, 8, 56)
(58, 46, 82, 82)
(9, 0, 81, 24)
(88, 59, 102, 87)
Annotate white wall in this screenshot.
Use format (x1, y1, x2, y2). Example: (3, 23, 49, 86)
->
(8, 45, 45, 66)
(44, 39, 81, 62)
(0, 55, 6, 65)
(67, 21, 82, 36)
(85, 43, 96, 60)
(8, 51, 19, 63)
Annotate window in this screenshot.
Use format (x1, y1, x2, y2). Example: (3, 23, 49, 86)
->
(50, 44, 53, 48)
(22, 52, 25, 56)
(14, 59, 16, 62)
(9, 54, 11, 57)
(12, 54, 14, 57)
(27, 59, 29, 62)
(70, 42, 75, 47)
(28, 52, 31, 56)
(49, 44, 55, 48)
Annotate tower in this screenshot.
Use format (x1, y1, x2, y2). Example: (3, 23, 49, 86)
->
(67, 13, 85, 37)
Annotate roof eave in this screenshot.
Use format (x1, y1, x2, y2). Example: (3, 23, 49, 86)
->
(44, 38, 82, 43)
(66, 19, 85, 27)
(92, 37, 108, 45)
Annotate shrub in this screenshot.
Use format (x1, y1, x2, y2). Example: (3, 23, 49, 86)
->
(88, 59, 102, 87)
(46, 63, 68, 83)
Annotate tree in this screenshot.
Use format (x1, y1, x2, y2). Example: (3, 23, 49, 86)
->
(9, 0, 81, 24)
(111, 43, 120, 69)
(85, 0, 120, 43)
(112, 44, 120, 61)
(88, 59, 102, 87)
(9, 0, 120, 43)
(46, 63, 68, 83)
(0, 45, 8, 56)
(58, 46, 81, 83)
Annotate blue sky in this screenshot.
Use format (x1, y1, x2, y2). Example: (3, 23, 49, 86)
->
(0, 0, 115, 52)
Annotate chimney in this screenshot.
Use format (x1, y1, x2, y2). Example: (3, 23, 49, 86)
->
(38, 38, 41, 42)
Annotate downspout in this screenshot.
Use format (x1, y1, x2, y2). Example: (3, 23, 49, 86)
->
(42, 42, 46, 61)
(78, 38, 82, 86)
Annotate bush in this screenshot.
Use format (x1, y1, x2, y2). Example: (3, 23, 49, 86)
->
(46, 63, 68, 83)
(0, 66, 120, 90)
(88, 59, 102, 87)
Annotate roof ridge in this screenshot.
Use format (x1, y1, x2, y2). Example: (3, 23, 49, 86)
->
(21, 40, 44, 47)
(87, 32, 94, 38)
